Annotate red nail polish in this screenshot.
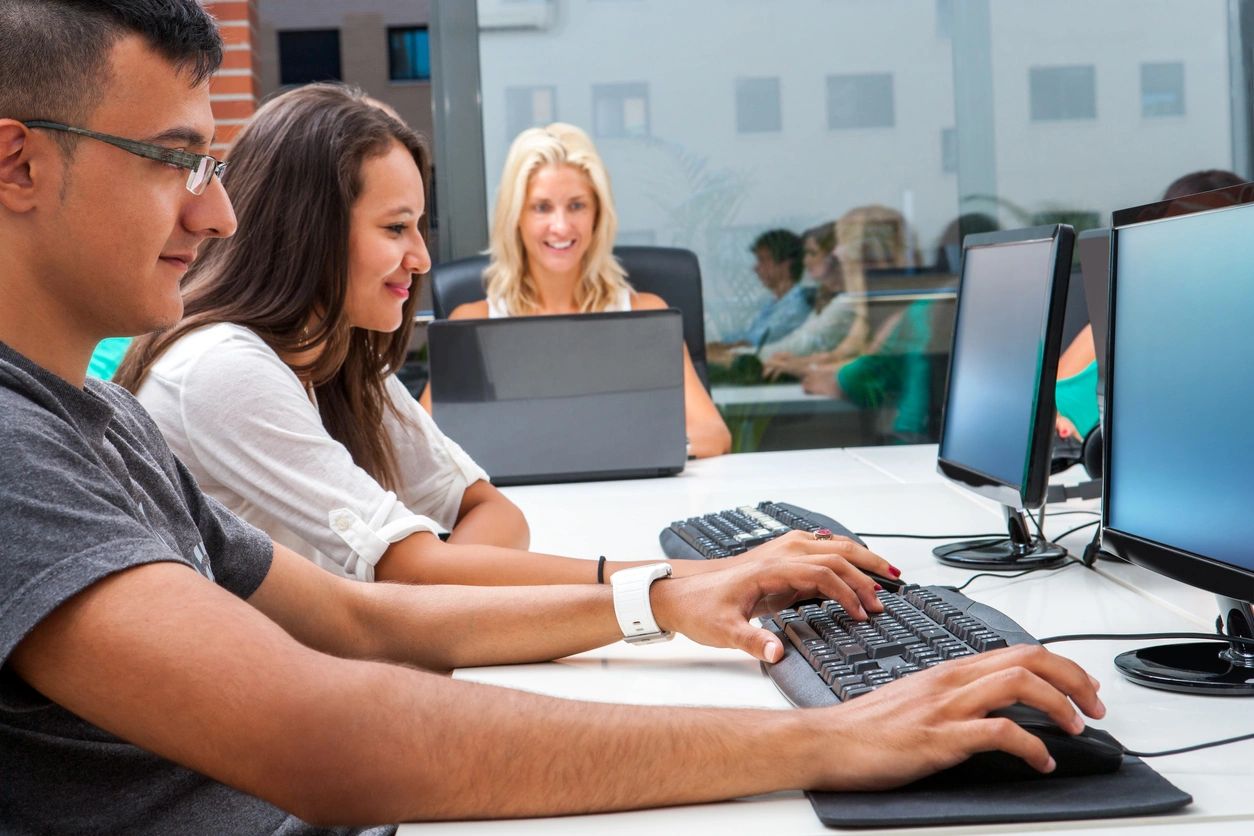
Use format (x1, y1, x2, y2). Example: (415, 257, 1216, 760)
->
(888, 565, 902, 577)
(874, 583, 883, 591)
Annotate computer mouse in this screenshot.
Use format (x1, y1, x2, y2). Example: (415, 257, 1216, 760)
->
(926, 704, 1124, 786)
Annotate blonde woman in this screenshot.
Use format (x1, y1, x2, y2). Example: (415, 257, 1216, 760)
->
(423, 123, 731, 458)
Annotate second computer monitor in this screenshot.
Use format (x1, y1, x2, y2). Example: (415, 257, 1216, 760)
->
(1102, 182, 1254, 694)
(934, 225, 1075, 570)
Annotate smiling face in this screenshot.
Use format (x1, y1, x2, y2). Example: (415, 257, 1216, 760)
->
(29, 36, 237, 342)
(344, 140, 430, 333)
(517, 163, 597, 287)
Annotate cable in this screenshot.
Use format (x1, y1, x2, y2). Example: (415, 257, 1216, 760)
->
(1044, 509, 1102, 518)
(1050, 519, 1100, 541)
(855, 532, 1005, 540)
(951, 559, 1077, 592)
(1124, 731, 1254, 758)
(1038, 630, 1254, 649)
(856, 515, 1100, 543)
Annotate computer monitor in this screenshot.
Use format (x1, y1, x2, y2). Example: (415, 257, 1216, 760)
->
(1101, 182, 1254, 695)
(933, 225, 1075, 570)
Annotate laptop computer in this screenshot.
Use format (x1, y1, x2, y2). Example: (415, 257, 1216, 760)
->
(427, 309, 687, 486)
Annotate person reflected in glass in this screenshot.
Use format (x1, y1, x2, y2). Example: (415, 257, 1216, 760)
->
(707, 228, 811, 366)
(762, 205, 913, 380)
(423, 122, 732, 458)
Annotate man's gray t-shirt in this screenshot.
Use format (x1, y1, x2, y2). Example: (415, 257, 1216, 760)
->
(0, 343, 395, 836)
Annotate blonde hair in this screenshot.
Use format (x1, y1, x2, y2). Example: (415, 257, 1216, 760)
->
(485, 123, 630, 314)
(835, 205, 917, 273)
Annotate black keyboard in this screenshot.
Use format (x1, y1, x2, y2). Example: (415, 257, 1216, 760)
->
(660, 501, 857, 560)
(763, 584, 1037, 708)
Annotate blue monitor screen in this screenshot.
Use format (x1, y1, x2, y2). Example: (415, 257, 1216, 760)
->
(939, 238, 1056, 492)
(1108, 202, 1254, 574)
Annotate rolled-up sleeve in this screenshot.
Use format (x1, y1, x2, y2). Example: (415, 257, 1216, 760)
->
(169, 335, 445, 579)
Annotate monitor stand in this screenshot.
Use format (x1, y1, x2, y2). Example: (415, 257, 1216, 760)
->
(1115, 596, 1254, 695)
(932, 504, 1068, 571)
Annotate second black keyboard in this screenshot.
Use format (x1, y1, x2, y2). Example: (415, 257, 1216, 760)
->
(660, 500, 857, 560)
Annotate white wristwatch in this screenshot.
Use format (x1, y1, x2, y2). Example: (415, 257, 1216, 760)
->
(611, 563, 674, 645)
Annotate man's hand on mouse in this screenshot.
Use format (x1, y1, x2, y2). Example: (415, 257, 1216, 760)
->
(792, 644, 1106, 792)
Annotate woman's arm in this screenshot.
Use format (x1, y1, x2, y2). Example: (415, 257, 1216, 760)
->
(632, 291, 730, 458)
(681, 344, 732, 457)
(1058, 324, 1096, 378)
(448, 479, 530, 550)
(375, 522, 897, 586)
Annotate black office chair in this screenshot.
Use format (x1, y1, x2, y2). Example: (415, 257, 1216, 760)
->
(429, 245, 711, 391)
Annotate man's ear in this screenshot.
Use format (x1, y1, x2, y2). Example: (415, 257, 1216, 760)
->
(0, 120, 42, 213)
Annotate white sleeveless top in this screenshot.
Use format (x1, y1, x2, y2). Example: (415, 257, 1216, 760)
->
(486, 287, 633, 318)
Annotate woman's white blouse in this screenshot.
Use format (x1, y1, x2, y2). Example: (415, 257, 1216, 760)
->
(135, 323, 488, 581)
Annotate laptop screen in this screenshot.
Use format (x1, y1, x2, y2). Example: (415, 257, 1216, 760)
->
(428, 310, 687, 485)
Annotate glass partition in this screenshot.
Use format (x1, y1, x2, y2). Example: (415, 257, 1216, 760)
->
(462, 0, 1247, 450)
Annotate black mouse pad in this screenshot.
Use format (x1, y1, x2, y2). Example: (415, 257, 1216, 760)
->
(806, 757, 1191, 828)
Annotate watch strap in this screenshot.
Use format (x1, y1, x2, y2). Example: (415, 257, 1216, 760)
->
(611, 563, 674, 644)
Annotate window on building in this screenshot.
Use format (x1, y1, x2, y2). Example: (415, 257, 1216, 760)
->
(504, 86, 557, 142)
(735, 77, 782, 134)
(388, 26, 431, 82)
(592, 83, 650, 138)
(1029, 65, 1097, 121)
(1142, 62, 1185, 117)
(826, 73, 895, 129)
(278, 29, 341, 86)
(941, 127, 958, 174)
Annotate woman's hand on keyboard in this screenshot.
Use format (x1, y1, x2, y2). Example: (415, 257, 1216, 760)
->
(669, 529, 901, 585)
(800, 644, 1107, 790)
(652, 551, 889, 662)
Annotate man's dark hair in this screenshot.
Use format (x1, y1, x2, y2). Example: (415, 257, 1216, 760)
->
(0, 0, 222, 140)
(751, 228, 804, 282)
(1161, 169, 1246, 201)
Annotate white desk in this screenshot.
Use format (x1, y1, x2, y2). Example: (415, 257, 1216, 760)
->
(400, 446, 1254, 834)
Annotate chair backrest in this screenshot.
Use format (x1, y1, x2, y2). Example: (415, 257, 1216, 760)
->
(428, 245, 710, 390)
(429, 254, 491, 319)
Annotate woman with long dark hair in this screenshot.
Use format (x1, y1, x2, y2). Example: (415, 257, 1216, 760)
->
(118, 83, 895, 588)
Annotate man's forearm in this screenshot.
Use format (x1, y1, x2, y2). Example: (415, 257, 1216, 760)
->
(293, 662, 814, 823)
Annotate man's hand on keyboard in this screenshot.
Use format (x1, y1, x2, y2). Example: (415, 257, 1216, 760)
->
(802, 645, 1107, 790)
(669, 529, 900, 583)
(652, 552, 887, 662)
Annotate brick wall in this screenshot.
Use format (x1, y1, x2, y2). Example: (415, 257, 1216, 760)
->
(204, 1, 261, 156)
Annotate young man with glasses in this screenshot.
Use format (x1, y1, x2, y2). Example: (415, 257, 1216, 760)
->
(0, 2, 1105, 833)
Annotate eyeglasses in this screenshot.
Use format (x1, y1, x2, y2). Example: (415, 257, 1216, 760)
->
(21, 120, 228, 195)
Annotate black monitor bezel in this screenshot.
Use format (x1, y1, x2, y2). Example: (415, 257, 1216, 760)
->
(936, 224, 1075, 510)
(1102, 183, 1254, 602)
